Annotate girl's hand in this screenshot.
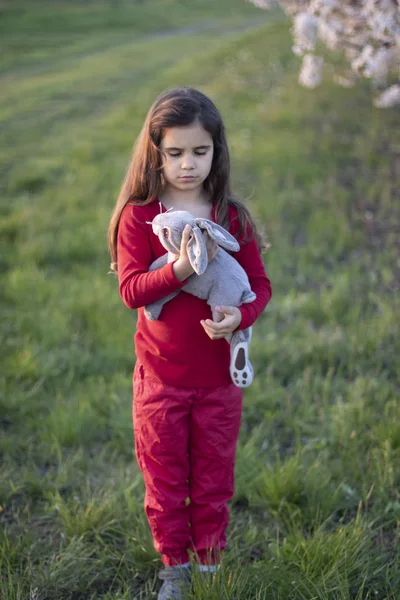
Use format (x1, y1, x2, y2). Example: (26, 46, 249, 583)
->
(200, 306, 242, 340)
(173, 226, 218, 281)
(173, 224, 195, 281)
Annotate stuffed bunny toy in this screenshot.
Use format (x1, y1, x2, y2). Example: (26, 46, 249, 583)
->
(144, 209, 256, 388)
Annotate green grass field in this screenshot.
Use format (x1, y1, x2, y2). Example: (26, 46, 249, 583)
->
(1, 1, 399, 598)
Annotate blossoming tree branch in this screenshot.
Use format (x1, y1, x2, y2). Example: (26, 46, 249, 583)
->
(247, 0, 400, 108)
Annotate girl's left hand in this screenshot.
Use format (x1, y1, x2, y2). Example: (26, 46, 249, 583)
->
(200, 306, 242, 340)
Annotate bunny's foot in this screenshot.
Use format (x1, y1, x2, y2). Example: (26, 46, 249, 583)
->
(230, 341, 253, 388)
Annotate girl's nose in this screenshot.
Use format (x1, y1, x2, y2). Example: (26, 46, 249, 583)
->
(181, 155, 195, 170)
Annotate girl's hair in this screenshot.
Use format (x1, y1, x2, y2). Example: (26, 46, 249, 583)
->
(108, 87, 264, 271)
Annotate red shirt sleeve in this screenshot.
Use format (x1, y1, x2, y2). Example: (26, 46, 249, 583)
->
(229, 207, 272, 330)
(117, 204, 188, 309)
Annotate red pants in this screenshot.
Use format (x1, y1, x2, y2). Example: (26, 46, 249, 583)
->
(132, 361, 243, 567)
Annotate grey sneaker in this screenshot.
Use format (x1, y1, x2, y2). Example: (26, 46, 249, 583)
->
(157, 565, 192, 600)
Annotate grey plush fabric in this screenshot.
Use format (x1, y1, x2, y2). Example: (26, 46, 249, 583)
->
(144, 210, 256, 388)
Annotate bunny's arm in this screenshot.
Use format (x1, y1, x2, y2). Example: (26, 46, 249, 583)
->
(117, 204, 190, 310)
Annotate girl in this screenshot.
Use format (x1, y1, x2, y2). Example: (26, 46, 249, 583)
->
(108, 87, 272, 599)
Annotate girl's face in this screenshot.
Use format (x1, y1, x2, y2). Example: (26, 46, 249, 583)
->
(160, 123, 214, 194)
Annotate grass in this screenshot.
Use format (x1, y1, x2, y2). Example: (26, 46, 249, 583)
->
(1, 0, 399, 598)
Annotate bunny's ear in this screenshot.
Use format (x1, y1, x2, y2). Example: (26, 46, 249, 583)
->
(186, 225, 208, 275)
(194, 219, 240, 252)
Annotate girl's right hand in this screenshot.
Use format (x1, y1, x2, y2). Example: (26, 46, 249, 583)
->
(172, 224, 195, 281)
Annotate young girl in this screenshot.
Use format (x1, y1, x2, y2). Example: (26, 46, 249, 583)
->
(108, 87, 272, 599)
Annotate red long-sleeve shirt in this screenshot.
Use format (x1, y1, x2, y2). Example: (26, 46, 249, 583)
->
(117, 199, 272, 387)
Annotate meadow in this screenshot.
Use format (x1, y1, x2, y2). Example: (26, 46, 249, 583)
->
(1, 1, 399, 598)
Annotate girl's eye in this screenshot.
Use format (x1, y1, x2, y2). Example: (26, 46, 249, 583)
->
(167, 151, 208, 157)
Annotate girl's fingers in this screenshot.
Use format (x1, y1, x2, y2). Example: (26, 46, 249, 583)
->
(201, 320, 230, 339)
(201, 323, 226, 339)
(215, 305, 236, 314)
(204, 317, 233, 331)
(182, 224, 191, 241)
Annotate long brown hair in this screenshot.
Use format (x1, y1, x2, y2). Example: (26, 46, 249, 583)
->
(108, 87, 263, 271)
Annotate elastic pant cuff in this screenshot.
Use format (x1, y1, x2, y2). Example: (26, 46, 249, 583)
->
(161, 553, 190, 567)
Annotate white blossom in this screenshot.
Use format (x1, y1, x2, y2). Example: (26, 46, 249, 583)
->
(292, 13, 319, 54)
(299, 54, 324, 88)
(246, 0, 400, 108)
(351, 44, 375, 74)
(373, 84, 400, 107)
(352, 45, 393, 85)
(364, 46, 393, 85)
(318, 18, 342, 50)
